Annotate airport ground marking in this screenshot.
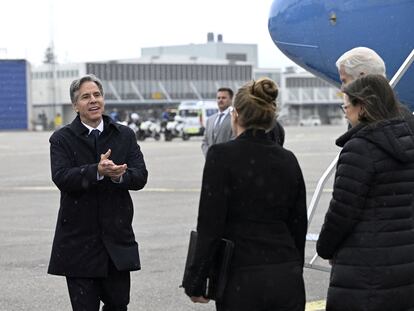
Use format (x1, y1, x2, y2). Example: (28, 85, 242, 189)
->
(306, 299, 326, 310)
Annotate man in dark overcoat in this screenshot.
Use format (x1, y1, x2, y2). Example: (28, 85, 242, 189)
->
(48, 74, 148, 311)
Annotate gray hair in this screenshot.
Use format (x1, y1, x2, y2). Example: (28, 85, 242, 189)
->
(70, 74, 104, 104)
(336, 47, 386, 80)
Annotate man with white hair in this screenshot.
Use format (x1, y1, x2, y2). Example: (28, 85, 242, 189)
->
(336, 47, 414, 127)
(336, 47, 386, 87)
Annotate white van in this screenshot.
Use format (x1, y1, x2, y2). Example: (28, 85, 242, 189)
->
(177, 100, 218, 136)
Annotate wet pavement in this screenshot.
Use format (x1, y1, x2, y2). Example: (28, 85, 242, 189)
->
(0, 125, 346, 310)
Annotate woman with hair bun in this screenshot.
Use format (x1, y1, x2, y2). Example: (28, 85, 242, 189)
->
(183, 77, 307, 311)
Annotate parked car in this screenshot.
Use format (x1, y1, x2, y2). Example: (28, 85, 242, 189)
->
(299, 115, 321, 126)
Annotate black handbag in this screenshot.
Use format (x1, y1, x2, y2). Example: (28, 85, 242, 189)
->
(182, 230, 234, 301)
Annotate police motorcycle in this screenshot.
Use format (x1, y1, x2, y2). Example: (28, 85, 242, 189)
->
(138, 119, 161, 141)
(126, 113, 143, 141)
(164, 115, 190, 141)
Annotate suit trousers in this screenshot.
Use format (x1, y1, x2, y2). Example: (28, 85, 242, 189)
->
(66, 259, 130, 311)
(215, 261, 305, 311)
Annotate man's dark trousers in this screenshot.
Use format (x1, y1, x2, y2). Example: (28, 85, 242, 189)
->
(66, 260, 130, 311)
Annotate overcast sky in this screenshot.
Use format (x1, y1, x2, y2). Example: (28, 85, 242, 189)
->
(0, 0, 295, 68)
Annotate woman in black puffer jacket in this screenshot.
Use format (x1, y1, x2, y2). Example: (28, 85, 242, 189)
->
(317, 74, 414, 311)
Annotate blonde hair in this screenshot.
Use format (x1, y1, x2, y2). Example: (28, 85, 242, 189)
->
(234, 77, 278, 130)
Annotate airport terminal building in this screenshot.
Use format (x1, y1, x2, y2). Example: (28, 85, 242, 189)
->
(279, 68, 343, 125)
(31, 56, 253, 126)
(4, 34, 344, 129)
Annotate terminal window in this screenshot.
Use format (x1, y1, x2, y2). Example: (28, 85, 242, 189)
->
(226, 53, 247, 62)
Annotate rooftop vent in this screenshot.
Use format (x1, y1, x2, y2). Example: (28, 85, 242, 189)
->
(207, 32, 214, 42)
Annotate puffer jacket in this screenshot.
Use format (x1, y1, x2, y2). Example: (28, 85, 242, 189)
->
(317, 118, 414, 311)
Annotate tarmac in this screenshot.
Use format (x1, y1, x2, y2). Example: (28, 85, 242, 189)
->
(0, 125, 347, 310)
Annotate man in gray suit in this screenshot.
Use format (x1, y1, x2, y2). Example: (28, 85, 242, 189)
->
(201, 87, 234, 157)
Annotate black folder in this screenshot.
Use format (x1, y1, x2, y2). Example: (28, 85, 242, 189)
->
(182, 230, 234, 301)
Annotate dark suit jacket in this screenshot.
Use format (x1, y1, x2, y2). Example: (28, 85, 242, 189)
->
(184, 129, 307, 296)
(266, 121, 285, 146)
(48, 115, 148, 278)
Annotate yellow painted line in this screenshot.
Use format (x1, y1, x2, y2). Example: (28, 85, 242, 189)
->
(306, 299, 326, 311)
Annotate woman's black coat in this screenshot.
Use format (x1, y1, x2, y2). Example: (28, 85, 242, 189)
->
(48, 115, 147, 278)
(317, 118, 414, 311)
(183, 129, 307, 299)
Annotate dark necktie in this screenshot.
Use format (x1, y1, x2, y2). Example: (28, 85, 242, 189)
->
(213, 113, 224, 138)
(90, 129, 100, 158)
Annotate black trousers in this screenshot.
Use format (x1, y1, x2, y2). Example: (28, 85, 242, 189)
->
(66, 260, 130, 311)
(216, 262, 305, 311)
